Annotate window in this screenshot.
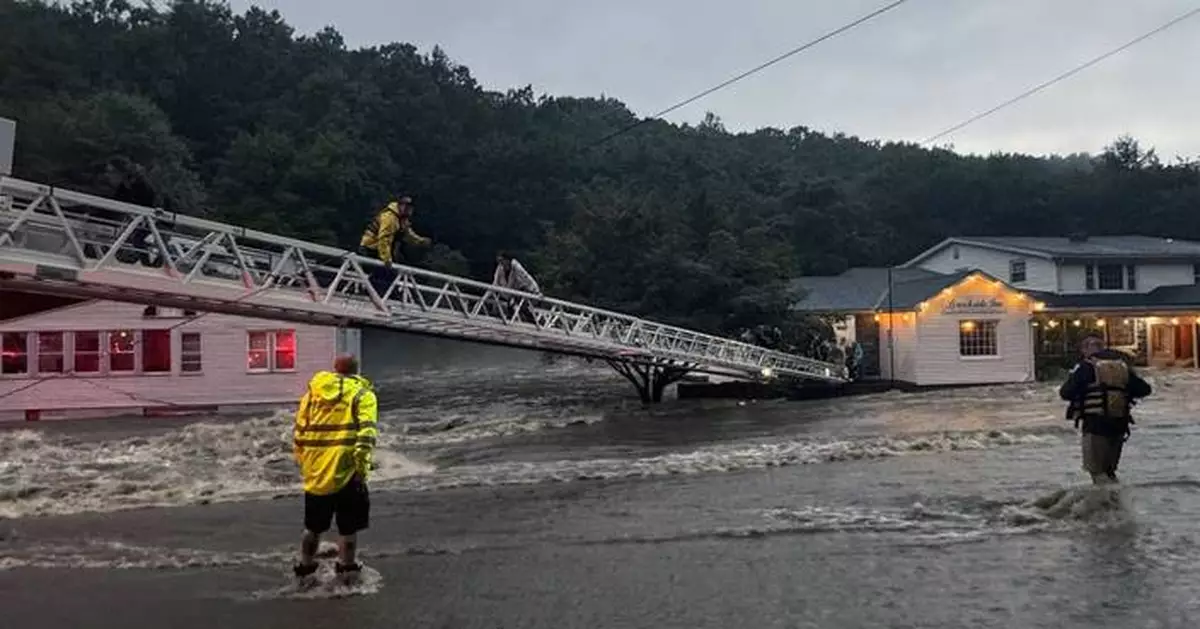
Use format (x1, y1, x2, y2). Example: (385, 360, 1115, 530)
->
(1086, 263, 1131, 290)
(247, 331, 270, 371)
(959, 320, 999, 357)
(1, 332, 28, 375)
(1096, 264, 1124, 290)
(1009, 259, 1027, 284)
(1106, 319, 1136, 346)
(74, 332, 101, 373)
(109, 330, 136, 372)
(37, 332, 64, 373)
(274, 330, 296, 371)
(248, 330, 296, 372)
(1194, 263, 1200, 285)
(181, 332, 202, 373)
(141, 329, 171, 373)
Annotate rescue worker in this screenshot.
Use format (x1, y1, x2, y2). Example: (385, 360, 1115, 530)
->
(492, 251, 541, 323)
(292, 355, 378, 582)
(359, 195, 431, 294)
(1058, 331, 1152, 485)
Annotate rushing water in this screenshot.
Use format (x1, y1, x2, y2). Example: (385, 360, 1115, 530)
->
(3, 333, 1200, 628)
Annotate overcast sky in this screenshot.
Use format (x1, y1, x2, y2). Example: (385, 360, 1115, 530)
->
(227, 0, 1200, 159)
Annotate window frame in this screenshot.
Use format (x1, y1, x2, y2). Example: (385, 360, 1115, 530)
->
(180, 332, 203, 374)
(1008, 259, 1027, 284)
(73, 331, 102, 374)
(1086, 262, 1133, 291)
(1, 331, 30, 377)
(36, 331, 66, 375)
(247, 329, 297, 374)
(958, 319, 1000, 359)
(108, 329, 138, 373)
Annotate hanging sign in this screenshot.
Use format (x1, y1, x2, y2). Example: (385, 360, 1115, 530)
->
(942, 295, 1005, 314)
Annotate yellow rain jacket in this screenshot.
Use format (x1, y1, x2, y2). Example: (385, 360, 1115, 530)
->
(293, 371, 379, 496)
(360, 202, 430, 264)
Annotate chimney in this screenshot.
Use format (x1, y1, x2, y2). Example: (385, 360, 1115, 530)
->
(0, 117, 13, 176)
(1067, 231, 1089, 243)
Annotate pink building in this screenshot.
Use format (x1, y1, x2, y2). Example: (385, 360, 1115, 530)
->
(0, 290, 361, 421)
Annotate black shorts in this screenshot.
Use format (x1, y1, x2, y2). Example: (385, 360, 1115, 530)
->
(304, 477, 370, 535)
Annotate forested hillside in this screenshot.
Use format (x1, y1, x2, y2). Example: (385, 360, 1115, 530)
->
(3, 0, 1200, 337)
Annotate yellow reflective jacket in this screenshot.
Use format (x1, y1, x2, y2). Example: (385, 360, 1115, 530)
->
(359, 203, 430, 264)
(293, 371, 379, 495)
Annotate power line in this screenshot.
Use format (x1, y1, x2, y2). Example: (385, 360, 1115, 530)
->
(588, 0, 914, 149)
(922, 5, 1200, 146)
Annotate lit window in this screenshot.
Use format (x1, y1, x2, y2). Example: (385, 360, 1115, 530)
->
(74, 332, 101, 373)
(1009, 260, 1026, 284)
(37, 332, 65, 373)
(181, 332, 202, 373)
(959, 320, 999, 357)
(109, 330, 136, 372)
(247, 330, 296, 372)
(142, 329, 172, 373)
(1106, 319, 1136, 346)
(247, 331, 270, 371)
(1, 332, 28, 375)
(275, 330, 296, 371)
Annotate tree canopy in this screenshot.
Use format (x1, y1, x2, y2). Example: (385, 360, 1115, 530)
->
(3, 0, 1199, 338)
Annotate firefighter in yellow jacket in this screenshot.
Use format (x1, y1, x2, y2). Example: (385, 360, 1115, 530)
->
(360, 195, 431, 265)
(292, 355, 379, 581)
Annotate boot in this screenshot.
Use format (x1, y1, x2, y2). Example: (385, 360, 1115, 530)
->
(335, 561, 362, 585)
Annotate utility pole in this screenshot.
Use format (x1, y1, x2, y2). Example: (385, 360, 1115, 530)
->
(0, 117, 15, 176)
(887, 266, 896, 389)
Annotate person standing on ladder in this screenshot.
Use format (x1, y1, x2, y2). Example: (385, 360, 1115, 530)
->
(292, 355, 378, 584)
(359, 194, 431, 295)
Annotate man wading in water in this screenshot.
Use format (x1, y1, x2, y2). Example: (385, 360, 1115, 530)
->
(292, 355, 378, 584)
(1059, 331, 1152, 485)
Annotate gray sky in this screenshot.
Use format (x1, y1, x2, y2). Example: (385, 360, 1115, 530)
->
(228, 0, 1200, 159)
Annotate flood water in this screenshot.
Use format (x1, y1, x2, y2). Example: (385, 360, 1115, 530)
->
(3, 332, 1200, 628)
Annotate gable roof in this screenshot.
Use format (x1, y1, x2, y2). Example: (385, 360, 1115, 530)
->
(874, 269, 1023, 310)
(903, 235, 1200, 267)
(790, 267, 944, 313)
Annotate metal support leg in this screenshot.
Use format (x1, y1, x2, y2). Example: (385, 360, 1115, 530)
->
(607, 359, 692, 403)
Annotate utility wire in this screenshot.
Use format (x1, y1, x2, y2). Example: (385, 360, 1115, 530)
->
(922, 5, 1200, 146)
(587, 0, 914, 149)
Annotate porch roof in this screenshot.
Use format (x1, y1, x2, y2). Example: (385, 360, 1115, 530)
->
(1031, 285, 1200, 313)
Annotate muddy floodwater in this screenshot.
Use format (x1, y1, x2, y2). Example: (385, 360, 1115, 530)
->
(3, 334, 1200, 628)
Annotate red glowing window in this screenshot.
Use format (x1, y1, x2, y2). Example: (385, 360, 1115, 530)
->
(142, 329, 171, 373)
(109, 330, 136, 372)
(74, 331, 101, 373)
(274, 330, 296, 371)
(1, 332, 28, 375)
(247, 330, 296, 372)
(37, 332, 65, 373)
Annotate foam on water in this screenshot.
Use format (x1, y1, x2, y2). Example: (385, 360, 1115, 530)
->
(389, 429, 1064, 492)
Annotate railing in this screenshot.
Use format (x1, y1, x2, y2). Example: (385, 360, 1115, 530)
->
(0, 176, 846, 382)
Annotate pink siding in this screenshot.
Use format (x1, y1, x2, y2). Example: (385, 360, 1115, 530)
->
(0, 299, 336, 417)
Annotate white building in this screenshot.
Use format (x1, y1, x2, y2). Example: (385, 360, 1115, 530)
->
(793, 234, 1200, 386)
(0, 289, 361, 421)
